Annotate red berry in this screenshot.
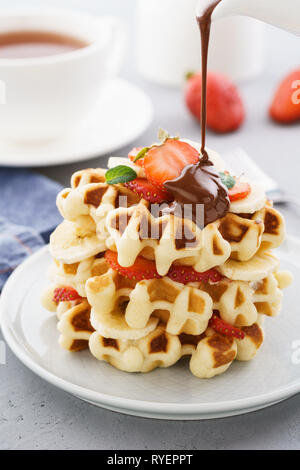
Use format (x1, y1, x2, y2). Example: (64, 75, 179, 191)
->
(105, 250, 161, 281)
(185, 72, 245, 133)
(228, 181, 251, 202)
(209, 313, 245, 340)
(128, 147, 144, 167)
(144, 139, 199, 188)
(53, 287, 82, 304)
(270, 69, 300, 123)
(124, 178, 173, 204)
(167, 265, 223, 285)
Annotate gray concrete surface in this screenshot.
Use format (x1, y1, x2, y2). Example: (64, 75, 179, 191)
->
(1, 0, 300, 450)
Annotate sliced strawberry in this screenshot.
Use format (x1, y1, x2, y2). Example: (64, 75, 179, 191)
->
(143, 139, 199, 188)
(124, 178, 173, 204)
(53, 287, 82, 304)
(228, 181, 251, 202)
(128, 147, 144, 167)
(167, 265, 223, 285)
(105, 250, 161, 281)
(270, 69, 300, 123)
(209, 313, 245, 340)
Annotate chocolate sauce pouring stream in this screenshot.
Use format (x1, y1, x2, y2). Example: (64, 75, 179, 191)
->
(162, 0, 229, 229)
(197, 0, 221, 161)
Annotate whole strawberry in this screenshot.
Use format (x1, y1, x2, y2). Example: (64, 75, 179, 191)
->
(270, 69, 300, 123)
(184, 72, 245, 133)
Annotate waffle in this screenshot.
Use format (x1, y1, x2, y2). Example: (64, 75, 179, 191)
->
(86, 267, 159, 340)
(41, 285, 94, 351)
(236, 319, 264, 361)
(49, 255, 108, 297)
(56, 179, 141, 243)
(89, 325, 182, 373)
(86, 271, 213, 336)
(106, 199, 231, 276)
(105, 199, 285, 276)
(218, 203, 285, 261)
(198, 272, 283, 325)
(189, 332, 238, 378)
(41, 139, 292, 380)
(56, 299, 94, 351)
(89, 321, 264, 378)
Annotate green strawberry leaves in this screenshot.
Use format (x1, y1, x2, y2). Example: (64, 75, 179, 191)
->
(133, 147, 150, 163)
(219, 171, 236, 190)
(105, 165, 137, 185)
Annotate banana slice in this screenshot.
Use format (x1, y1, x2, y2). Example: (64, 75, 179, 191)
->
(49, 220, 105, 264)
(107, 157, 146, 178)
(230, 182, 266, 214)
(40, 285, 57, 312)
(180, 139, 226, 172)
(218, 251, 279, 281)
(274, 270, 293, 289)
(90, 307, 158, 340)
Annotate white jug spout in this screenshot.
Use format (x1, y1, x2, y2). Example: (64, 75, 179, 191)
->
(197, 0, 300, 36)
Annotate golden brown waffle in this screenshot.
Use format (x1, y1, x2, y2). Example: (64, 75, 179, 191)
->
(236, 320, 264, 361)
(105, 199, 231, 276)
(189, 332, 238, 378)
(49, 255, 108, 297)
(86, 268, 159, 340)
(105, 199, 285, 276)
(89, 325, 182, 373)
(88, 321, 264, 378)
(86, 272, 213, 336)
(56, 178, 141, 243)
(41, 284, 268, 378)
(85, 259, 286, 338)
(71, 168, 107, 188)
(198, 272, 283, 326)
(219, 202, 285, 261)
(56, 299, 94, 351)
(42, 158, 292, 379)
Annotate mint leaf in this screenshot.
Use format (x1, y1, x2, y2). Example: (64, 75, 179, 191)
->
(105, 165, 137, 185)
(134, 147, 149, 162)
(220, 172, 236, 189)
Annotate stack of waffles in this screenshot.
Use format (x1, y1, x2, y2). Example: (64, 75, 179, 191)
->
(42, 139, 292, 378)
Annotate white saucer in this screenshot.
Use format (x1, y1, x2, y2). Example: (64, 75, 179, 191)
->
(0, 78, 153, 167)
(1, 237, 299, 420)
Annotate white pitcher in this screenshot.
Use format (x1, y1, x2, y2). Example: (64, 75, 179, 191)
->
(201, 0, 300, 36)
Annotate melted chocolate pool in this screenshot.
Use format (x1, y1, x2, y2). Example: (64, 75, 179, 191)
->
(163, 158, 229, 228)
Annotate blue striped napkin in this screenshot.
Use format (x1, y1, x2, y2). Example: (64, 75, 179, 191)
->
(0, 168, 62, 290)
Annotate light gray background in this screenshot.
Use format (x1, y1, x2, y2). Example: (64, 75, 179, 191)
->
(1, 0, 300, 450)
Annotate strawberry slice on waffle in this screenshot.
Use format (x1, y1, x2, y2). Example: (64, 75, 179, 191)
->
(124, 178, 173, 204)
(53, 287, 82, 304)
(209, 313, 245, 340)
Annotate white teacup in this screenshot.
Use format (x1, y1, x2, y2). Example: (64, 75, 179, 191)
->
(0, 9, 127, 143)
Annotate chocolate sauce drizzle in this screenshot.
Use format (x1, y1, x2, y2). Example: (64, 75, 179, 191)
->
(162, 1, 229, 228)
(197, 0, 222, 161)
(164, 159, 229, 228)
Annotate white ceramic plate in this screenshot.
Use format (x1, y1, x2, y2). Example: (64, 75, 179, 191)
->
(0, 78, 153, 167)
(1, 237, 300, 420)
